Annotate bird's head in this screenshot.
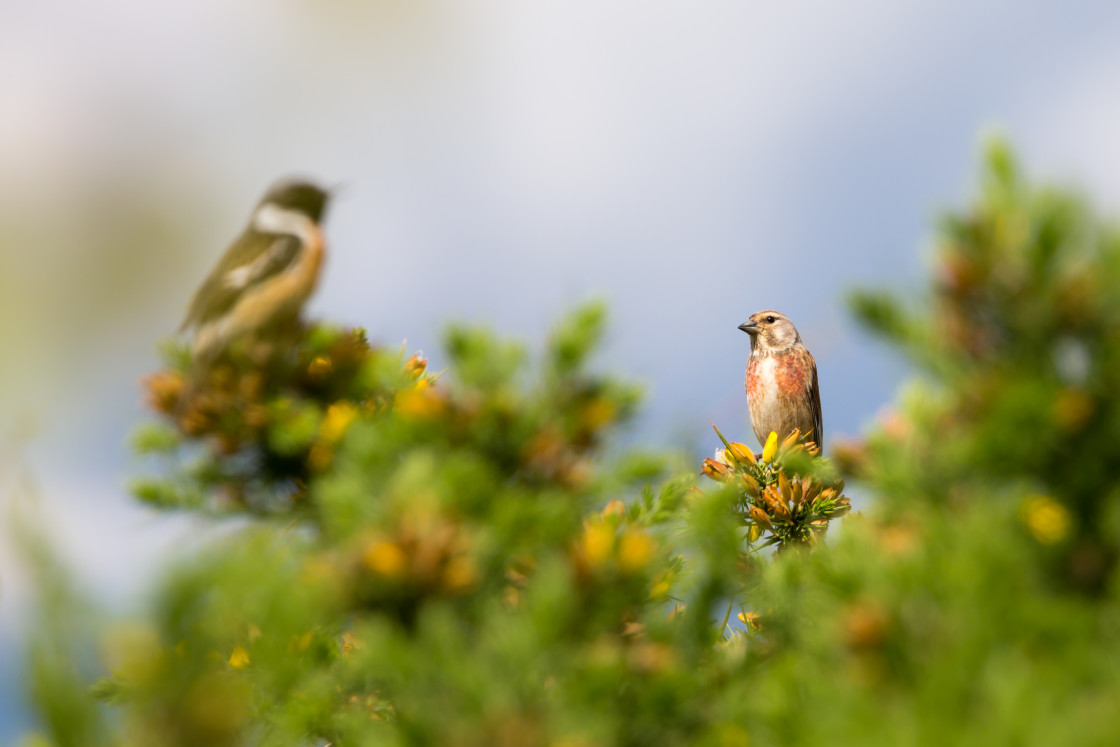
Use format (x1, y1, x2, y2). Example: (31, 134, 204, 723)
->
(259, 179, 331, 222)
(738, 310, 802, 353)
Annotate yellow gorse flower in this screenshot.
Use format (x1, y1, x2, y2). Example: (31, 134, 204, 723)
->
(364, 540, 407, 578)
(618, 529, 655, 573)
(307, 355, 333, 377)
(1020, 494, 1072, 545)
(320, 401, 358, 443)
(228, 646, 250, 670)
(580, 522, 615, 569)
(761, 431, 778, 464)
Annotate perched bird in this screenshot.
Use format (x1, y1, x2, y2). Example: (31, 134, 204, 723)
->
(739, 310, 823, 451)
(179, 179, 331, 364)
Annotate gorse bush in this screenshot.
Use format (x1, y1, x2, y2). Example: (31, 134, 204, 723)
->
(21, 142, 1120, 745)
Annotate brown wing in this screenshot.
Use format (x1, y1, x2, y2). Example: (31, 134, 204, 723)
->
(807, 354, 823, 449)
(179, 233, 301, 330)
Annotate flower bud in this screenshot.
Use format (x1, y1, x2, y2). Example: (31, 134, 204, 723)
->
(761, 432, 778, 463)
(728, 442, 756, 465)
(778, 472, 792, 504)
(702, 458, 731, 481)
(748, 505, 773, 531)
(780, 428, 802, 450)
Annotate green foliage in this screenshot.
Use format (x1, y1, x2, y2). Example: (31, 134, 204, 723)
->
(849, 139, 1120, 589)
(20, 141, 1120, 745)
(14, 509, 110, 747)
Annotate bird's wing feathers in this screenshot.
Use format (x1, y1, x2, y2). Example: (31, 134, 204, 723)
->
(807, 355, 823, 447)
(222, 237, 300, 290)
(180, 233, 302, 330)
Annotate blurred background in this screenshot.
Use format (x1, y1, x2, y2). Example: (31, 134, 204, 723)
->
(3, 0, 1120, 735)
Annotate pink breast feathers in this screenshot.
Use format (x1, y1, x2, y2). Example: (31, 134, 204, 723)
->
(774, 352, 810, 397)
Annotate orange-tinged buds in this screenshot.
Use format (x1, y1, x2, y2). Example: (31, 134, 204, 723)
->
(739, 473, 760, 497)
(728, 441, 756, 465)
(761, 432, 778, 463)
(394, 385, 444, 420)
(364, 540, 407, 578)
(778, 472, 792, 504)
(601, 499, 626, 517)
(404, 352, 427, 378)
(144, 371, 184, 413)
(748, 505, 773, 531)
(781, 428, 802, 450)
(802, 482, 821, 503)
(761, 487, 791, 521)
(702, 458, 731, 481)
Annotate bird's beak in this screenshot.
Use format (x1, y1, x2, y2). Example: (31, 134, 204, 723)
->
(738, 321, 759, 335)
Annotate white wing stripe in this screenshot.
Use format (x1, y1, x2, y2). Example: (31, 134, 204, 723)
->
(222, 240, 286, 289)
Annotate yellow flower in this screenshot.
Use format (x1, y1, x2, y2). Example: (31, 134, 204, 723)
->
(728, 441, 756, 465)
(309, 401, 359, 471)
(650, 572, 672, 599)
(701, 458, 731, 481)
(761, 431, 778, 463)
(228, 646, 250, 670)
(601, 499, 626, 517)
(308, 355, 333, 377)
(364, 540, 407, 578)
(579, 522, 615, 569)
(403, 352, 427, 378)
(442, 555, 479, 592)
(737, 611, 762, 632)
(394, 385, 444, 419)
(748, 506, 773, 531)
(320, 401, 358, 443)
(618, 530, 655, 573)
(1020, 494, 1072, 545)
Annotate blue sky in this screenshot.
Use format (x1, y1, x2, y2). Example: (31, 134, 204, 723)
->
(3, 0, 1120, 736)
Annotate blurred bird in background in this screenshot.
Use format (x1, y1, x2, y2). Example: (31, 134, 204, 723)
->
(739, 310, 823, 452)
(179, 179, 331, 367)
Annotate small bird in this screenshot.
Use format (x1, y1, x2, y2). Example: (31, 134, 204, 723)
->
(179, 179, 331, 364)
(739, 310, 823, 451)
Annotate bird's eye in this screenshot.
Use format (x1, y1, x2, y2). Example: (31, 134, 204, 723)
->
(765, 316, 776, 323)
